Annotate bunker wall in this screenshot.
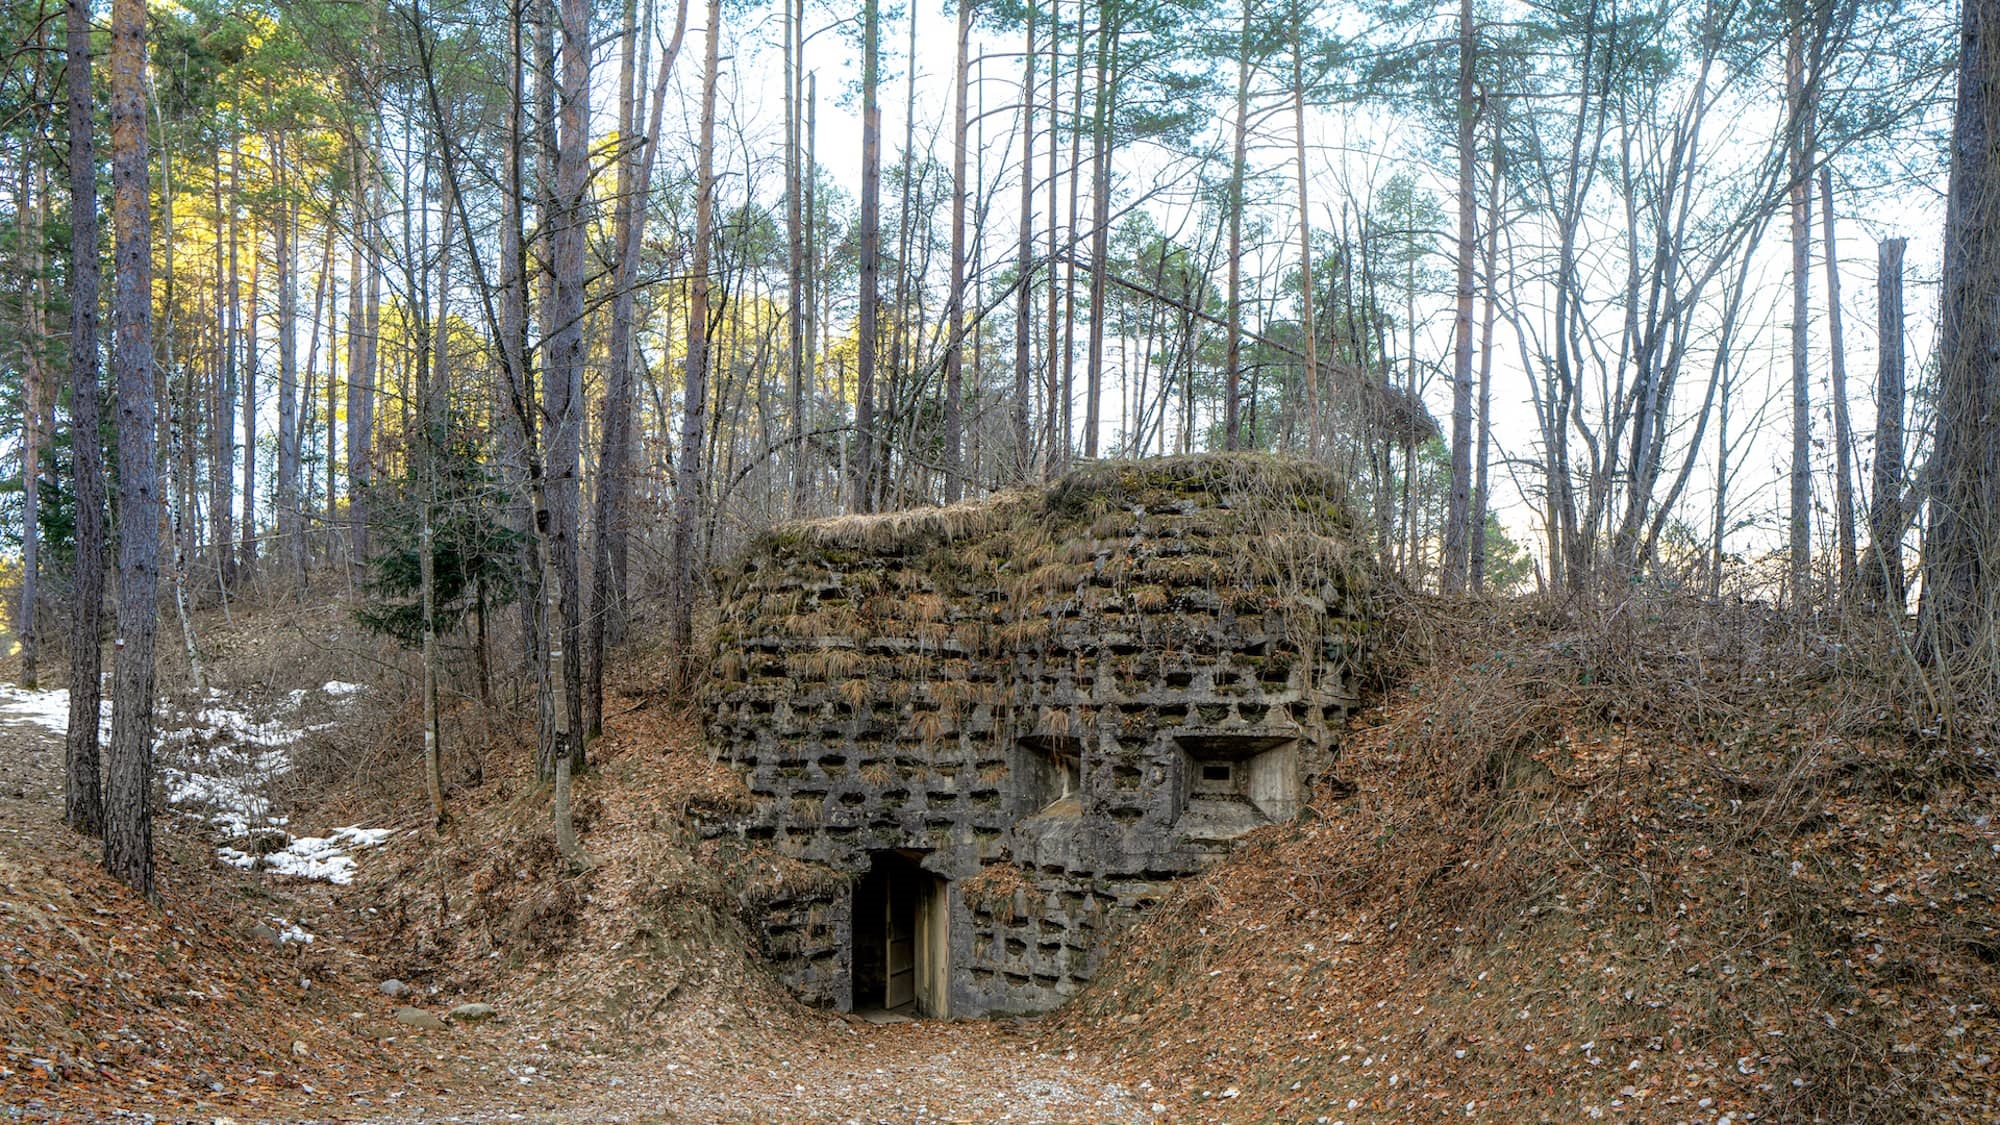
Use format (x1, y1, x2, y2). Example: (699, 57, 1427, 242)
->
(701, 456, 1373, 1016)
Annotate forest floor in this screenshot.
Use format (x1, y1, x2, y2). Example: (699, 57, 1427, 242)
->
(1052, 598, 2000, 1123)
(6, 592, 1998, 1123)
(0, 599, 1143, 1124)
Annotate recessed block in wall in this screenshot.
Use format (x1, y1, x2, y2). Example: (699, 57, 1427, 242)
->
(1174, 730, 1303, 840)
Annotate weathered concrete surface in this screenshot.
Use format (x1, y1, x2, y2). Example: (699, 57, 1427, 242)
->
(700, 455, 1375, 1017)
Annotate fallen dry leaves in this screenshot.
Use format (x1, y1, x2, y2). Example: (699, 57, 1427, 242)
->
(16, 593, 1992, 1124)
(1057, 598, 2000, 1123)
(0, 609, 1137, 1123)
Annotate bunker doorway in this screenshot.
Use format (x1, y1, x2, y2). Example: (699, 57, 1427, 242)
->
(852, 851, 949, 1018)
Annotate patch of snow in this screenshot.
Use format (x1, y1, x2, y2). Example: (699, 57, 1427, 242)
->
(163, 702, 328, 750)
(333, 825, 396, 848)
(1, 680, 392, 886)
(218, 825, 394, 885)
(159, 738, 295, 838)
(268, 916, 316, 943)
(0, 683, 110, 739)
(153, 696, 386, 884)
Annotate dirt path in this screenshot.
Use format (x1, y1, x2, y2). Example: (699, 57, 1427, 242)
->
(315, 1019, 1148, 1124)
(0, 688, 1148, 1124)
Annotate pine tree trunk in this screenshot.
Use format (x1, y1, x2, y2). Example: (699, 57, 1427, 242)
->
(1402, 255, 1418, 575)
(1442, 0, 1477, 594)
(1291, 9, 1319, 459)
(547, 0, 591, 772)
(211, 145, 236, 594)
(1012, 3, 1038, 480)
(361, 173, 381, 568)
(1711, 352, 1731, 599)
(105, 0, 159, 898)
(1921, 0, 2000, 664)
(241, 214, 260, 577)
(499, 0, 538, 675)
(329, 224, 347, 559)
(1082, 22, 1114, 460)
(854, 0, 880, 512)
(276, 161, 301, 594)
(19, 154, 45, 690)
(943, 0, 972, 502)
(588, 0, 643, 743)
(806, 73, 821, 500)
(783, 0, 808, 512)
(1044, 2, 1062, 470)
(63, 0, 106, 837)
(1866, 237, 1907, 608)
(589, 0, 686, 739)
(1818, 167, 1858, 596)
(671, 0, 721, 679)
(527, 0, 560, 778)
(155, 136, 206, 695)
(1471, 128, 1501, 592)
(345, 147, 372, 574)
(1225, 0, 1249, 451)
(298, 231, 330, 581)
(884, 2, 918, 508)
(1059, 9, 1084, 468)
(420, 172, 452, 830)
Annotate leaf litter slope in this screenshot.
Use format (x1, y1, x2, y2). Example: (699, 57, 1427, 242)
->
(0, 632, 1142, 1123)
(0, 700, 409, 1121)
(1059, 598, 2000, 1123)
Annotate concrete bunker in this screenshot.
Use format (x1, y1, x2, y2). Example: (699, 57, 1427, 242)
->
(701, 455, 1374, 1017)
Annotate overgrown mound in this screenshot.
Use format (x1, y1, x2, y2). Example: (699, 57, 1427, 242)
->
(1061, 599, 2000, 1122)
(705, 451, 1373, 795)
(710, 452, 1371, 670)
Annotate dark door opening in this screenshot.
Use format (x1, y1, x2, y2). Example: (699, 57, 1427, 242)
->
(852, 851, 948, 1017)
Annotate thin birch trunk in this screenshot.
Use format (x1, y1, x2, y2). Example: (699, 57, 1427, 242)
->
(1818, 166, 1858, 596)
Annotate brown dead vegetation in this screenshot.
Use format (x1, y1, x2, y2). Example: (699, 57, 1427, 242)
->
(1061, 594, 2000, 1123)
